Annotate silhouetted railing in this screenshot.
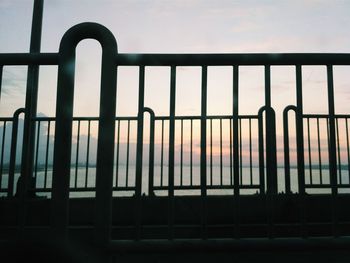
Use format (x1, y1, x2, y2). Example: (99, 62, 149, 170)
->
(0, 117, 12, 194)
(1, 113, 265, 196)
(284, 111, 350, 193)
(2, 22, 350, 245)
(0, 108, 25, 197)
(6, 112, 350, 198)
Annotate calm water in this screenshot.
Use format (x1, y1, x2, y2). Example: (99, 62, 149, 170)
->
(1, 165, 350, 197)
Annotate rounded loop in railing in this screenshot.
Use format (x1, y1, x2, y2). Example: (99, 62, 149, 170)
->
(59, 22, 118, 56)
(143, 107, 155, 118)
(142, 107, 156, 196)
(52, 22, 118, 245)
(257, 105, 278, 195)
(282, 105, 305, 195)
(283, 105, 299, 194)
(8, 108, 25, 197)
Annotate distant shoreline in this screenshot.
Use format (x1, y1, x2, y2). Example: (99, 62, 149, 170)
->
(2, 163, 350, 173)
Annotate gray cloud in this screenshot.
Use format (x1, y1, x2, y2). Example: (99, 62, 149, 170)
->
(1, 67, 27, 96)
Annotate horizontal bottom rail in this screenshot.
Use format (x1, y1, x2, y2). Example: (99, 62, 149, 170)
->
(107, 236, 350, 253)
(152, 185, 261, 191)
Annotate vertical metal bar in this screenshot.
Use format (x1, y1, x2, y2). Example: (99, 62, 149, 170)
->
(135, 66, 145, 194)
(239, 119, 243, 184)
(168, 65, 176, 240)
(265, 65, 277, 195)
(327, 118, 330, 177)
(200, 65, 208, 239)
(346, 118, 350, 184)
(21, 0, 43, 176)
(74, 120, 81, 188)
(232, 65, 240, 238)
(180, 119, 183, 186)
(265, 65, 271, 108)
(317, 118, 323, 184)
(115, 120, 120, 187)
(265, 65, 277, 239)
(44, 121, 50, 188)
(160, 120, 164, 186)
(220, 118, 223, 186)
(0, 121, 7, 189)
(283, 107, 291, 194)
(258, 108, 265, 194)
(229, 119, 233, 186)
(327, 65, 338, 237)
(34, 121, 40, 182)
(18, 0, 43, 233)
(190, 119, 193, 186)
(210, 119, 213, 186)
(295, 65, 306, 194)
(307, 118, 312, 185)
(126, 120, 130, 187)
(136, 66, 145, 197)
(135, 65, 145, 240)
(94, 36, 118, 249)
(85, 120, 91, 188)
(146, 108, 155, 196)
(249, 118, 253, 185)
(327, 65, 338, 193)
(336, 118, 342, 184)
(0, 66, 3, 103)
(296, 65, 306, 238)
(9, 109, 25, 197)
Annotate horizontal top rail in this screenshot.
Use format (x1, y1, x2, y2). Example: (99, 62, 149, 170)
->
(31, 116, 139, 121)
(27, 114, 258, 121)
(154, 114, 259, 120)
(116, 53, 350, 66)
(303, 114, 350, 118)
(0, 114, 346, 121)
(0, 53, 58, 65)
(1, 53, 350, 66)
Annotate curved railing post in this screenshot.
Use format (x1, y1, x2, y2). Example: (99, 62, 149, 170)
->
(8, 108, 25, 197)
(258, 106, 278, 194)
(51, 23, 118, 246)
(265, 106, 278, 195)
(283, 105, 298, 194)
(283, 103, 307, 237)
(143, 107, 155, 196)
(283, 105, 306, 195)
(258, 106, 266, 194)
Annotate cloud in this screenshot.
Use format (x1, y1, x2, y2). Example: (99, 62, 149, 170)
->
(1, 67, 27, 96)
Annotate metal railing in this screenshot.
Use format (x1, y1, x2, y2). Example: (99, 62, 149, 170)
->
(284, 110, 350, 193)
(4, 112, 350, 197)
(0, 113, 265, 196)
(0, 108, 25, 197)
(1, 22, 350, 244)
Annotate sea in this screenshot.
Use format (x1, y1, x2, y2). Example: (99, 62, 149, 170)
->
(1, 165, 350, 198)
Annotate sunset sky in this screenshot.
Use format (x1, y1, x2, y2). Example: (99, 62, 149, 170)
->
(1, 0, 350, 170)
(1, 0, 350, 116)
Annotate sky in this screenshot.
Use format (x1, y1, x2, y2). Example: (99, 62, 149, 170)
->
(2, 0, 350, 53)
(1, 0, 350, 172)
(2, 0, 350, 116)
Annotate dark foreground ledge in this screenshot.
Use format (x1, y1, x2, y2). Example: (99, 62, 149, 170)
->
(2, 237, 350, 263)
(109, 237, 350, 263)
(108, 236, 350, 253)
